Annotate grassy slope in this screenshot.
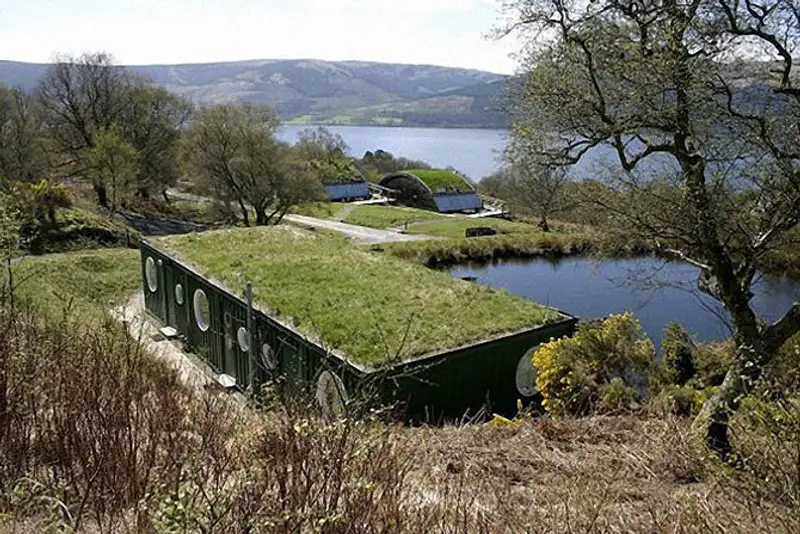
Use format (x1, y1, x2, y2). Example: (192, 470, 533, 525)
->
(8, 248, 141, 318)
(290, 201, 342, 219)
(380, 231, 600, 266)
(28, 207, 140, 254)
(344, 205, 447, 229)
(406, 169, 474, 193)
(406, 218, 540, 239)
(157, 227, 562, 367)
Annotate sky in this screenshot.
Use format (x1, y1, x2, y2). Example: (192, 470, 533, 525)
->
(0, 0, 521, 74)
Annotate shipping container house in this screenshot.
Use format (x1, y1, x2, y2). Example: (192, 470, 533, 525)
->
(140, 229, 576, 420)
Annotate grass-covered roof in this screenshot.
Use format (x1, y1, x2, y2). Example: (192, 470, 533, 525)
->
(405, 169, 474, 193)
(156, 227, 563, 368)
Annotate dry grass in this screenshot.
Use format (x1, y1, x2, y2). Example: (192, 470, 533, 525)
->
(1, 290, 798, 533)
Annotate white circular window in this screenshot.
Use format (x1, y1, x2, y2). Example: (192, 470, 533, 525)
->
(193, 289, 210, 332)
(175, 284, 184, 305)
(261, 343, 277, 371)
(237, 327, 250, 352)
(316, 370, 348, 420)
(515, 346, 540, 398)
(145, 257, 158, 293)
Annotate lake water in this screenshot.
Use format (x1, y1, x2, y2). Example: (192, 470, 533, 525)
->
(277, 125, 508, 181)
(277, 125, 659, 182)
(450, 257, 800, 348)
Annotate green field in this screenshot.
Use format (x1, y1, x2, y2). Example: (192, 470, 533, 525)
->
(405, 169, 473, 193)
(344, 205, 447, 229)
(290, 201, 342, 219)
(406, 218, 540, 239)
(157, 227, 562, 367)
(7, 248, 141, 318)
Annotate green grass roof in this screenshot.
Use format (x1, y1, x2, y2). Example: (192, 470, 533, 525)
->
(405, 169, 474, 193)
(157, 227, 564, 368)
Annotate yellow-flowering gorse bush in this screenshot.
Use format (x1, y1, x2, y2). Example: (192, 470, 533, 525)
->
(532, 313, 657, 415)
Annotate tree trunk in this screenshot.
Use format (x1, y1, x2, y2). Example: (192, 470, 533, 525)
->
(161, 189, 171, 205)
(94, 184, 109, 209)
(237, 199, 250, 227)
(694, 338, 767, 461)
(254, 207, 267, 226)
(538, 215, 550, 232)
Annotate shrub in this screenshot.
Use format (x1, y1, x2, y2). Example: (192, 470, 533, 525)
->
(649, 384, 706, 417)
(599, 377, 641, 413)
(532, 313, 657, 416)
(691, 339, 735, 389)
(28, 179, 73, 223)
(661, 322, 695, 385)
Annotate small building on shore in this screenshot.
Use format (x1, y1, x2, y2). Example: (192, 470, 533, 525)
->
(323, 180, 371, 202)
(379, 169, 483, 214)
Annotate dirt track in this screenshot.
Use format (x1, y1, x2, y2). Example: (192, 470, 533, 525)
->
(283, 214, 438, 244)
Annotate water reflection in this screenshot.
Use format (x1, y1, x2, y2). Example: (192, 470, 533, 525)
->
(450, 256, 800, 348)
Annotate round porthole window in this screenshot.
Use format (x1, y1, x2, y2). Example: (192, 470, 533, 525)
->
(193, 289, 210, 332)
(237, 327, 250, 352)
(175, 284, 184, 306)
(515, 346, 540, 398)
(261, 343, 277, 371)
(145, 257, 158, 293)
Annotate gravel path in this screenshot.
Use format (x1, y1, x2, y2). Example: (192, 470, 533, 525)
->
(114, 292, 218, 391)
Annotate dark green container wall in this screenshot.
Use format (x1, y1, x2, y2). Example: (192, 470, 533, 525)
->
(141, 251, 166, 324)
(164, 264, 191, 334)
(380, 318, 578, 421)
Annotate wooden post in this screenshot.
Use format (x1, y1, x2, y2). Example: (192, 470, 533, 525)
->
(246, 282, 255, 393)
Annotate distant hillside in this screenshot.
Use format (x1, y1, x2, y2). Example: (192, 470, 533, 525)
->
(0, 59, 509, 128)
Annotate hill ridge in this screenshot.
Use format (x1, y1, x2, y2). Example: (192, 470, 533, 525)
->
(0, 58, 509, 128)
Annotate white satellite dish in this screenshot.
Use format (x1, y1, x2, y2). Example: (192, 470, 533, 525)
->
(316, 370, 348, 421)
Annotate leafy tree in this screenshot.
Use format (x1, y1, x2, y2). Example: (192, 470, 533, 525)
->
(84, 126, 138, 212)
(295, 127, 348, 160)
(359, 149, 433, 177)
(0, 85, 49, 181)
(181, 104, 323, 226)
(294, 127, 364, 184)
(0, 189, 23, 260)
(119, 86, 193, 202)
(503, 0, 800, 457)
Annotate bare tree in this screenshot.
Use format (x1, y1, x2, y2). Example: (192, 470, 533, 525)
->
(181, 104, 323, 226)
(504, 138, 571, 231)
(37, 53, 186, 207)
(502, 0, 800, 458)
